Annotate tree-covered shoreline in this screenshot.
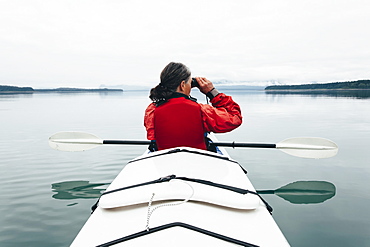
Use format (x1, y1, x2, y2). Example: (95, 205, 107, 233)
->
(0, 85, 34, 93)
(0, 85, 122, 93)
(265, 80, 370, 91)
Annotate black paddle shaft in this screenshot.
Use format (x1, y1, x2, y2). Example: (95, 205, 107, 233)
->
(103, 140, 151, 145)
(211, 142, 276, 149)
(103, 140, 276, 149)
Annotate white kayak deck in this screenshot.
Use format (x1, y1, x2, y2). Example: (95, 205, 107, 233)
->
(70, 147, 290, 247)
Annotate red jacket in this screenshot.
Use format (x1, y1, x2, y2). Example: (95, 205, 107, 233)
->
(144, 93, 242, 150)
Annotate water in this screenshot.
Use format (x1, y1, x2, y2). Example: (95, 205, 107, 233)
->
(1, 90, 369, 246)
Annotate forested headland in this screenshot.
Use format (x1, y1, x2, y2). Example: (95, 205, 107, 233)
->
(0, 85, 34, 93)
(0, 85, 122, 93)
(265, 80, 370, 91)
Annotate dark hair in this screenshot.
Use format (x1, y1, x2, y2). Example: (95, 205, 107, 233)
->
(149, 62, 191, 102)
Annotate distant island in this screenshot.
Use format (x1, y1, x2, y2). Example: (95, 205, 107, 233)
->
(0, 85, 123, 94)
(3, 79, 369, 94)
(0, 85, 34, 93)
(265, 80, 370, 91)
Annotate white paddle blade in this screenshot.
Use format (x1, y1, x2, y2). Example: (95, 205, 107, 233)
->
(49, 132, 103, 152)
(276, 137, 338, 159)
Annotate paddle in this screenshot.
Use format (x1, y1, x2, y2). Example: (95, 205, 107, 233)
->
(48, 131, 338, 159)
(257, 181, 336, 204)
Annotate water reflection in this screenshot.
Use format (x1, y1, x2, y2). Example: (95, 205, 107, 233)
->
(0, 93, 33, 100)
(257, 181, 336, 204)
(52, 180, 336, 205)
(51, 181, 109, 200)
(265, 90, 370, 99)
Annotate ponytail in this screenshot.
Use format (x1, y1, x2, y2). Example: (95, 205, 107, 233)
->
(149, 62, 191, 102)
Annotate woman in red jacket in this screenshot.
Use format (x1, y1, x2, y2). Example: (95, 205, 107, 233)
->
(144, 62, 242, 151)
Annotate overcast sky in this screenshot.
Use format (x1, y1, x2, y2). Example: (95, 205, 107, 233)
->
(1, 0, 369, 88)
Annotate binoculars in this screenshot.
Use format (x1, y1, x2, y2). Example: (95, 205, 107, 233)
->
(191, 78, 199, 88)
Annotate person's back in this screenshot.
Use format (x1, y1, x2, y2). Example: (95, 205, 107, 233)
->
(144, 62, 242, 151)
(154, 96, 206, 150)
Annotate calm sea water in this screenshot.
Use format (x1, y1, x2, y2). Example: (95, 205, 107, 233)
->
(1, 89, 370, 246)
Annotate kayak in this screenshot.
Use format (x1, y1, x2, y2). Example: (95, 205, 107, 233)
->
(69, 145, 291, 246)
(49, 131, 337, 246)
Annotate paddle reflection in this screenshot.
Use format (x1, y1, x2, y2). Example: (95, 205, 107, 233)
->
(51, 180, 109, 200)
(51, 180, 336, 205)
(257, 181, 336, 204)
